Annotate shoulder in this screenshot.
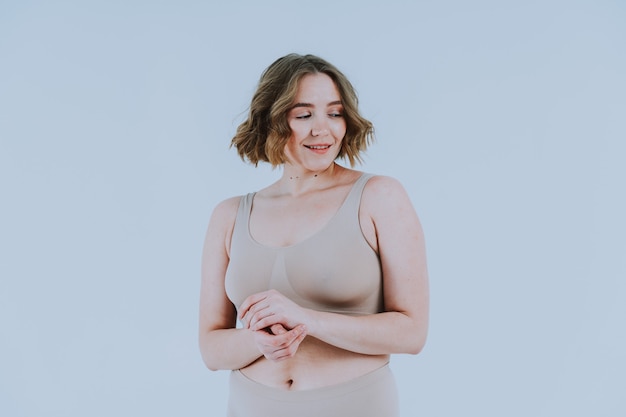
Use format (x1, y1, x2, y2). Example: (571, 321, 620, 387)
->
(207, 196, 243, 236)
(362, 175, 410, 200)
(212, 195, 243, 220)
(204, 195, 244, 256)
(361, 175, 416, 218)
(360, 175, 424, 258)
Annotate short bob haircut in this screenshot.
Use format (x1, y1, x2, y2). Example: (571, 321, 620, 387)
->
(231, 53, 374, 167)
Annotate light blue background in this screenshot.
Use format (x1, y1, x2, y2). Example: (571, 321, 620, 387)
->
(1, 1, 624, 416)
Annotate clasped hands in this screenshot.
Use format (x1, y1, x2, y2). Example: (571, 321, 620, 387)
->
(239, 289, 310, 362)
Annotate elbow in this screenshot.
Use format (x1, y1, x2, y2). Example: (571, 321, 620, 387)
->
(199, 350, 220, 372)
(199, 335, 222, 372)
(205, 363, 221, 372)
(405, 326, 428, 355)
(201, 350, 230, 372)
(407, 339, 426, 355)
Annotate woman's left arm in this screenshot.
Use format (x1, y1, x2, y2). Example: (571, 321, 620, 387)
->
(240, 176, 429, 355)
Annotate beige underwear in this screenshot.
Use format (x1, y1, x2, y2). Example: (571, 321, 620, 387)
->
(226, 363, 398, 417)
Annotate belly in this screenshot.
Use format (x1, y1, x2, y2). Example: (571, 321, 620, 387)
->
(239, 337, 389, 390)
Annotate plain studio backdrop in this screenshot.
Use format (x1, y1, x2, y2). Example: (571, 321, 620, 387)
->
(1, 1, 624, 416)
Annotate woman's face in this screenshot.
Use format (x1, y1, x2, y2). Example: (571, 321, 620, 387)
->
(284, 73, 346, 172)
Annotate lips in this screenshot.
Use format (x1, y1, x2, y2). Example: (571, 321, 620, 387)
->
(304, 144, 331, 150)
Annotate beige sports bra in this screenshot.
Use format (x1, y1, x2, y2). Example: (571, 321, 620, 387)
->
(225, 173, 383, 316)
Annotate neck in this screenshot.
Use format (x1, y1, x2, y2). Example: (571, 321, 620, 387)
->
(279, 163, 340, 195)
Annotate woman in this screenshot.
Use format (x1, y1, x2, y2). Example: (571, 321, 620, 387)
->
(199, 53, 429, 416)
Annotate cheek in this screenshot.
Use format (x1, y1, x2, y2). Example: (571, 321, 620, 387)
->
(284, 132, 302, 157)
(284, 135, 297, 154)
(333, 121, 347, 139)
(288, 121, 308, 140)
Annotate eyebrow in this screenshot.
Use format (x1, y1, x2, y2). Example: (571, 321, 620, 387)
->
(291, 100, 343, 109)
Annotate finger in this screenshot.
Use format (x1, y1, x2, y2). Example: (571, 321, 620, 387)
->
(238, 291, 269, 321)
(268, 328, 308, 361)
(290, 324, 307, 341)
(246, 303, 274, 329)
(291, 328, 307, 348)
(241, 299, 272, 328)
(255, 324, 305, 350)
(276, 324, 307, 347)
(269, 324, 288, 335)
(251, 312, 281, 331)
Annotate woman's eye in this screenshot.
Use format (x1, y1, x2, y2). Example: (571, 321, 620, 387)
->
(295, 114, 311, 119)
(329, 112, 343, 118)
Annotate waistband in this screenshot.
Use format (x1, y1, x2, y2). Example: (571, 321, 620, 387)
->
(230, 363, 393, 402)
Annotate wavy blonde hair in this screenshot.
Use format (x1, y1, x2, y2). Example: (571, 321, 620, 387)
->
(231, 54, 374, 167)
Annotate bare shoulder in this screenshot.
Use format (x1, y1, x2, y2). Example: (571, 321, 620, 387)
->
(363, 175, 407, 194)
(204, 196, 242, 254)
(210, 195, 241, 224)
(361, 175, 414, 214)
(361, 175, 426, 272)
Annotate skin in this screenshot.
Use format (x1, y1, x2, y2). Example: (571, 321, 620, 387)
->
(199, 73, 429, 390)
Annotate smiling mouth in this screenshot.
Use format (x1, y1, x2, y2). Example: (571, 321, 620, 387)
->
(304, 145, 331, 150)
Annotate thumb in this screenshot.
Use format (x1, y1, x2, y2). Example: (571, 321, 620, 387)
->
(269, 324, 288, 335)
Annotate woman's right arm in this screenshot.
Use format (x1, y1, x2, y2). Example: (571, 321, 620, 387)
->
(198, 197, 307, 370)
(198, 197, 262, 371)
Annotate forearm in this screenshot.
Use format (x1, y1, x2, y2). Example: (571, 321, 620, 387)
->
(306, 310, 427, 356)
(199, 327, 262, 371)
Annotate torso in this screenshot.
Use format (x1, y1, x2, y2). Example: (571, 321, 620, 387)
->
(249, 170, 375, 249)
(226, 167, 388, 390)
(241, 337, 389, 390)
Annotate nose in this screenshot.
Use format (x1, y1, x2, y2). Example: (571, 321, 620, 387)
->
(311, 128, 329, 137)
(311, 117, 329, 137)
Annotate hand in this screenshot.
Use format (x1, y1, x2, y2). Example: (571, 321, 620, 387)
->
(239, 289, 310, 331)
(251, 323, 308, 362)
